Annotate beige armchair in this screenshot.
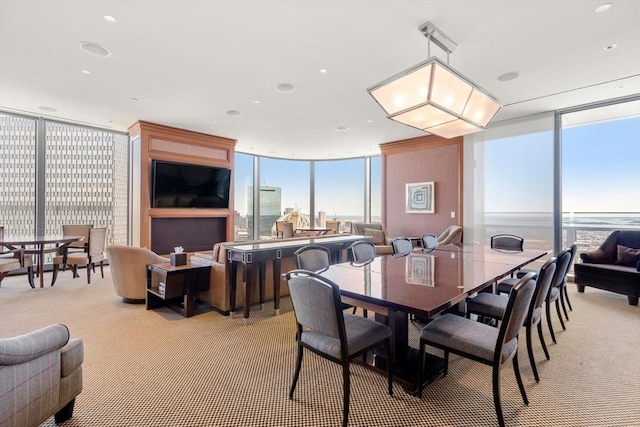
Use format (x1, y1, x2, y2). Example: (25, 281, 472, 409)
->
(350, 222, 393, 255)
(437, 225, 463, 245)
(0, 324, 84, 427)
(106, 245, 169, 303)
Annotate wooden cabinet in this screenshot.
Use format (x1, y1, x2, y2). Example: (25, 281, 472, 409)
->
(128, 121, 236, 254)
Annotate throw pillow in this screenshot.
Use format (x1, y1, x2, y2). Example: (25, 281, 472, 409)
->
(616, 244, 640, 267)
(364, 228, 385, 245)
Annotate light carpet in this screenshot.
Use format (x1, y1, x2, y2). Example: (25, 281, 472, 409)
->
(0, 268, 639, 427)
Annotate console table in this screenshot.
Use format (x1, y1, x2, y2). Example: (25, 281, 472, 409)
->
(226, 234, 371, 323)
(146, 262, 211, 318)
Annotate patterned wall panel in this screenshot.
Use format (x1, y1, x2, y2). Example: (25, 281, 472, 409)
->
(0, 114, 37, 236)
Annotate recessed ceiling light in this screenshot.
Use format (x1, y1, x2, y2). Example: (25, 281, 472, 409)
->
(253, 100, 260, 104)
(276, 83, 295, 93)
(595, 3, 611, 13)
(604, 44, 618, 50)
(367, 120, 373, 123)
(336, 126, 349, 132)
(131, 97, 139, 101)
(103, 15, 117, 23)
(319, 68, 328, 73)
(81, 70, 91, 74)
(79, 42, 111, 57)
(497, 71, 520, 82)
(38, 106, 57, 112)
(227, 110, 242, 116)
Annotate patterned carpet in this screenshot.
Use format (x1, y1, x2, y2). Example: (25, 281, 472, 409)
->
(1, 267, 639, 427)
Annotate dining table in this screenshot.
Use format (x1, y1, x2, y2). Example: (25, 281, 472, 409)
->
(318, 243, 548, 393)
(0, 235, 84, 288)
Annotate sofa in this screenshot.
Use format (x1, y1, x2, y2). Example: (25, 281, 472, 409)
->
(574, 230, 640, 306)
(0, 324, 84, 427)
(106, 245, 170, 303)
(351, 222, 393, 254)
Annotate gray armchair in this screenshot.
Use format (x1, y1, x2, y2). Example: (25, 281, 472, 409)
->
(0, 324, 84, 427)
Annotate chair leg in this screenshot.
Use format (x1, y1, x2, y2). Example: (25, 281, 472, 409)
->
(564, 285, 573, 311)
(492, 364, 505, 427)
(526, 325, 539, 382)
(513, 351, 529, 406)
(100, 260, 104, 278)
(51, 264, 59, 287)
(289, 345, 304, 399)
(555, 299, 566, 331)
(546, 302, 557, 344)
(26, 266, 35, 288)
(87, 263, 92, 284)
(342, 361, 350, 427)
(385, 338, 393, 396)
(537, 322, 550, 360)
(559, 287, 570, 320)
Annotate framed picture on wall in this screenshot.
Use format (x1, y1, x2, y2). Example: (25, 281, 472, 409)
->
(406, 181, 434, 213)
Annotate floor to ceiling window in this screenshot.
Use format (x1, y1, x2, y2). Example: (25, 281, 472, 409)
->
(0, 112, 129, 257)
(561, 99, 640, 256)
(465, 113, 555, 250)
(233, 153, 255, 241)
(0, 114, 36, 236)
(315, 158, 365, 233)
(258, 157, 310, 239)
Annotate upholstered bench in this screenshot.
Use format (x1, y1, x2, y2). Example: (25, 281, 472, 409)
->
(574, 230, 640, 305)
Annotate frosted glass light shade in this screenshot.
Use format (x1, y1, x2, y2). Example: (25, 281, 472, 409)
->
(367, 56, 501, 138)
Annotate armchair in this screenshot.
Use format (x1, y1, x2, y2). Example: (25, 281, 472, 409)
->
(350, 222, 393, 255)
(106, 245, 169, 303)
(0, 324, 83, 427)
(437, 225, 463, 245)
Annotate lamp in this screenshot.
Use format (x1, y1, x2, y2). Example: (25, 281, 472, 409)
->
(367, 22, 501, 139)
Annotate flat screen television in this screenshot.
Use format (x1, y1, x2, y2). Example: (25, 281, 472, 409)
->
(151, 160, 231, 209)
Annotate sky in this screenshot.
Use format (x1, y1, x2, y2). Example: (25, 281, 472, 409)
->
(234, 113, 640, 217)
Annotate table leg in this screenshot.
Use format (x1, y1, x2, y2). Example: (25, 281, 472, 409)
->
(229, 262, 238, 317)
(37, 246, 44, 288)
(258, 262, 265, 310)
(183, 271, 195, 318)
(243, 262, 252, 322)
(273, 258, 281, 316)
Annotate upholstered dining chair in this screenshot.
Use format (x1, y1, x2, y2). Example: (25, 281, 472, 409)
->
(391, 237, 413, 256)
(325, 220, 340, 235)
(60, 224, 92, 270)
(0, 225, 35, 288)
(421, 233, 438, 251)
(347, 240, 376, 265)
(499, 248, 572, 344)
(294, 244, 331, 273)
(491, 234, 524, 251)
(418, 275, 536, 427)
(52, 227, 107, 285)
(284, 270, 393, 427)
(276, 221, 294, 239)
(106, 245, 169, 303)
(467, 259, 556, 382)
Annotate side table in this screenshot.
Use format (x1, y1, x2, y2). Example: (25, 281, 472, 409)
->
(146, 262, 211, 318)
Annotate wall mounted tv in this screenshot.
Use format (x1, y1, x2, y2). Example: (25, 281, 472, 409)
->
(151, 160, 231, 209)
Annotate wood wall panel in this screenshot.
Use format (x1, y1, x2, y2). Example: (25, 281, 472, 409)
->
(128, 121, 237, 254)
(380, 135, 463, 240)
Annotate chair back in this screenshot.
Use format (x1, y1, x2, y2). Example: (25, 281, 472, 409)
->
(550, 248, 571, 290)
(421, 234, 438, 250)
(295, 245, 331, 273)
(491, 234, 524, 251)
(0, 225, 3, 240)
(348, 240, 376, 265)
(106, 245, 169, 300)
(496, 273, 536, 362)
(285, 270, 345, 343)
(325, 220, 340, 234)
(391, 237, 413, 256)
(565, 242, 578, 277)
(88, 227, 107, 257)
(62, 224, 93, 249)
(276, 221, 294, 239)
(528, 257, 557, 324)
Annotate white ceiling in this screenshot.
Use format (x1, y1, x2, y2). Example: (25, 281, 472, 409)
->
(1, 1, 639, 160)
